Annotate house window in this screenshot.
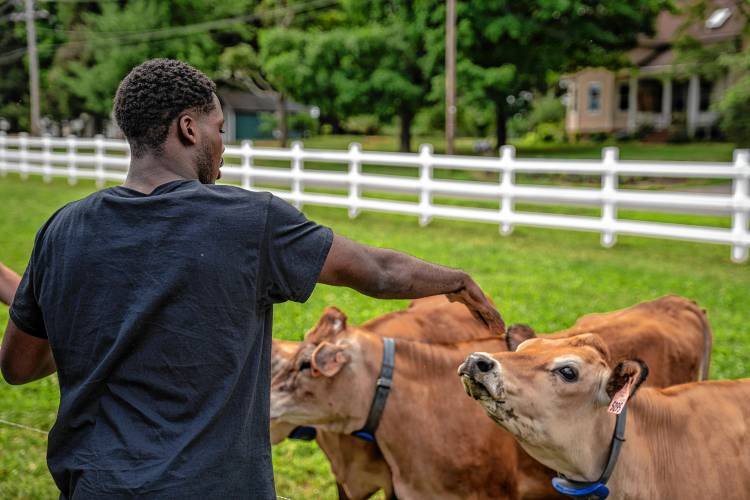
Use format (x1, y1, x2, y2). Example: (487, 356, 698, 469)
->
(699, 78, 713, 112)
(637, 79, 663, 113)
(587, 82, 601, 113)
(618, 83, 629, 111)
(672, 80, 688, 112)
(706, 8, 731, 29)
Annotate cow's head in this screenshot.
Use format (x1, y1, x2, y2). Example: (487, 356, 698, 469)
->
(458, 334, 648, 480)
(270, 307, 374, 434)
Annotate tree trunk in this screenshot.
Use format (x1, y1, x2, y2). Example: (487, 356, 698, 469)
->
(399, 109, 413, 153)
(495, 99, 508, 149)
(276, 93, 288, 148)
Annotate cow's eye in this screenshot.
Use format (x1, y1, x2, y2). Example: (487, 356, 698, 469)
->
(299, 360, 311, 371)
(555, 366, 578, 382)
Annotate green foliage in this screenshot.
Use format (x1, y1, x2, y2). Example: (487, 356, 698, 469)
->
(717, 74, 750, 148)
(457, 0, 668, 146)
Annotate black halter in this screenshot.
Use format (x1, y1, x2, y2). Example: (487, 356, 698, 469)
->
(351, 336, 396, 442)
(551, 406, 628, 500)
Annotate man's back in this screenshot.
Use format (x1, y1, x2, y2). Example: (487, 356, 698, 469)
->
(10, 180, 332, 498)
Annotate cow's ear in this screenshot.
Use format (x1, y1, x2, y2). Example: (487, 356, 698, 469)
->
(506, 324, 536, 352)
(305, 307, 348, 343)
(310, 341, 349, 378)
(604, 359, 649, 404)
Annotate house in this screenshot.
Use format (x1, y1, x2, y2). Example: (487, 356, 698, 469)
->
(562, 0, 745, 139)
(217, 87, 311, 142)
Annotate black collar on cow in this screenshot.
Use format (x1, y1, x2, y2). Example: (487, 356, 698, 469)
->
(351, 336, 396, 442)
(551, 405, 628, 500)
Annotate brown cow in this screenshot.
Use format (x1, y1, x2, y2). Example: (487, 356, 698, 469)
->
(506, 295, 712, 384)
(459, 334, 750, 500)
(273, 295, 711, 498)
(271, 295, 494, 499)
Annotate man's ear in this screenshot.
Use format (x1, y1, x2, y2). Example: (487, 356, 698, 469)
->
(310, 341, 349, 378)
(605, 359, 649, 402)
(177, 113, 199, 146)
(505, 324, 536, 352)
(305, 307, 348, 344)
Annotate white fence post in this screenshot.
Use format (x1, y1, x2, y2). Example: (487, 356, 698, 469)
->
(19, 132, 29, 180)
(601, 147, 619, 248)
(731, 149, 749, 263)
(499, 145, 516, 235)
(42, 133, 52, 183)
(240, 140, 253, 190)
(0, 131, 6, 177)
(348, 142, 362, 219)
(418, 144, 433, 226)
(67, 135, 77, 185)
(291, 141, 303, 209)
(95, 134, 105, 188)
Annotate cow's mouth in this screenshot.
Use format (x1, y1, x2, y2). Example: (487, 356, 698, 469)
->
(460, 373, 500, 402)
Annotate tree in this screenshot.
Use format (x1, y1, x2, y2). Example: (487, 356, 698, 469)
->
(54, 0, 256, 125)
(258, 0, 439, 152)
(458, 0, 668, 147)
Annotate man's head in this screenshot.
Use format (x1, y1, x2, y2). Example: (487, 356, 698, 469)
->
(113, 59, 224, 183)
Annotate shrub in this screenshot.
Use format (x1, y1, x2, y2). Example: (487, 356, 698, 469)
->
(717, 75, 750, 147)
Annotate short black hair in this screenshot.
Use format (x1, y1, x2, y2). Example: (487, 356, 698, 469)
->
(113, 59, 217, 157)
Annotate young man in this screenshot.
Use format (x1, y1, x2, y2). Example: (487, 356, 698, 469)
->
(1, 59, 503, 499)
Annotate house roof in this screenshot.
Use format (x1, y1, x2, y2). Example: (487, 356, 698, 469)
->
(629, 0, 745, 69)
(217, 87, 309, 113)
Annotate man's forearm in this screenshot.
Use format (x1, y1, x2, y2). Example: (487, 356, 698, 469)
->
(356, 247, 469, 299)
(0, 263, 21, 306)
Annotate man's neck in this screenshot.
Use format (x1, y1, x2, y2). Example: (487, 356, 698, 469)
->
(123, 153, 197, 194)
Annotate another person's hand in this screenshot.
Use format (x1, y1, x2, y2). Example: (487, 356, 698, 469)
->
(447, 277, 505, 336)
(0, 262, 22, 306)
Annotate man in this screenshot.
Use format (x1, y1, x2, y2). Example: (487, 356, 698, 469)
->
(0, 59, 503, 499)
(0, 262, 21, 305)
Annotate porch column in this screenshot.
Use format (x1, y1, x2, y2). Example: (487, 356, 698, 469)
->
(661, 78, 672, 129)
(627, 75, 638, 133)
(687, 75, 700, 137)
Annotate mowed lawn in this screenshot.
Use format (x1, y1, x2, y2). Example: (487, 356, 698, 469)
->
(0, 174, 748, 499)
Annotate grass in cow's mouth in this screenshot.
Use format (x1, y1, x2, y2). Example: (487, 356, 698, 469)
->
(0, 174, 748, 499)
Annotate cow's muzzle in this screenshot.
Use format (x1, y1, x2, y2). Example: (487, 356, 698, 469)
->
(458, 352, 504, 400)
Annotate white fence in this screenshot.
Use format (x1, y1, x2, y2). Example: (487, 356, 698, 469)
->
(1, 132, 748, 263)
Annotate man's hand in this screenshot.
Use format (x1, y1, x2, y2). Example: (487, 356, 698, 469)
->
(446, 278, 505, 336)
(0, 262, 21, 306)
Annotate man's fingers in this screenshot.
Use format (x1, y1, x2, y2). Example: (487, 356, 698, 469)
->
(447, 290, 506, 336)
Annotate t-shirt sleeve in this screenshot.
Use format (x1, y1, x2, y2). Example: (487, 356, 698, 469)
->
(9, 230, 48, 339)
(259, 195, 334, 306)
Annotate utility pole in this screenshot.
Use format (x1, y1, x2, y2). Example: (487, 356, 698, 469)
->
(445, 0, 456, 155)
(24, 0, 41, 135)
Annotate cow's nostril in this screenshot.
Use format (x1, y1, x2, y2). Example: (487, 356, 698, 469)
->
(476, 359, 494, 373)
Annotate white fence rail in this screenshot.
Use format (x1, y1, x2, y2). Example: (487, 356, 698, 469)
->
(1, 132, 748, 263)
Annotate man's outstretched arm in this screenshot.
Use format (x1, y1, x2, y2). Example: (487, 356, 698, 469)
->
(0, 263, 21, 306)
(318, 234, 505, 335)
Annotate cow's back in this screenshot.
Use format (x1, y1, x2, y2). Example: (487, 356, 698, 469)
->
(549, 295, 711, 386)
(361, 295, 491, 343)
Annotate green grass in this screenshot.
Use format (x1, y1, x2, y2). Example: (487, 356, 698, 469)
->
(0, 174, 748, 499)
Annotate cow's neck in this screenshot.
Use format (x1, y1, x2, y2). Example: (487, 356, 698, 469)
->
(538, 389, 671, 499)
(374, 337, 516, 497)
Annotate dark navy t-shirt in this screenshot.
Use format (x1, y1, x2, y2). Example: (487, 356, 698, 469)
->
(9, 179, 333, 499)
